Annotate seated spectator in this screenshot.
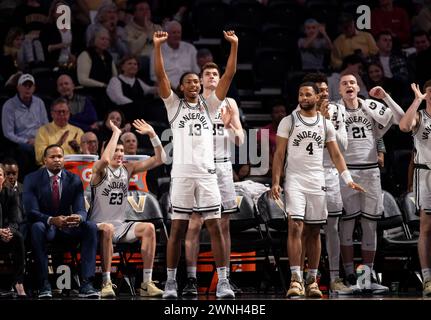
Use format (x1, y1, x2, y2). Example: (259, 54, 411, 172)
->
(368, 31, 410, 84)
(23, 144, 99, 299)
(120, 132, 138, 155)
(125, 0, 161, 80)
(85, 1, 129, 63)
(80, 131, 99, 155)
(39, 0, 81, 71)
(257, 102, 287, 175)
(0, 164, 27, 297)
(0, 28, 25, 88)
(371, 0, 411, 46)
(298, 19, 332, 71)
(1, 74, 48, 175)
(34, 98, 84, 165)
(196, 48, 213, 70)
(56, 74, 98, 132)
(365, 61, 407, 108)
(412, 1, 431, 34)
(328, 54, 368, 101)
(2, 159, 26, 239)
(331, 14, 379, 71)
(97, 109, 131, 153)
(106, 55, 156, 122)
(77, 26, 118, 118)
(407, 30, 431, 81)
(149, 20, 200, 88)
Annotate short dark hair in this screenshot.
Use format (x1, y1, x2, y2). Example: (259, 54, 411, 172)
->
(423, 80, 431, 92)
(341, 54, 364, 70)
(118, 54, 139, 73)
(299, 82, 319, 94)
(43, 144, 64, 158)
(302, 72, 328, 85)
(200, 62, 221, 77)
(413, 30, 430, 40)
(2, 158, 18, 167)
(376, 30, 392, 41)
(50, 97, 69, 111)
(176, 72, 200, 98)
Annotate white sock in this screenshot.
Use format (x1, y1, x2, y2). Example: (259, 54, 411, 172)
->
(422, 268, 431, 281)
(344, 262, 354, 276)
(143, 269, 152, 283)
(217, 267, 227, 280)
(187, 266, 197, 279)
(102, 272, 111, 284)
(167, 268, 177, 281)
(330, 270, 339, 282)
(290, 266, 302, 282)
(307, 269, 318, 282)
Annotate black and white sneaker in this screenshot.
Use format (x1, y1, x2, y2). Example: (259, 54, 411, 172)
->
(182, 277, 198, 296)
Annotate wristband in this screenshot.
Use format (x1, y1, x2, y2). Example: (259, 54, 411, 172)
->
(341, 170, 353, 184)
(150, 135, 162, 147)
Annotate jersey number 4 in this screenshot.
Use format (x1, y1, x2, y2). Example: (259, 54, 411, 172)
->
(109, 192, 123, 205)
(306, 142, 314, 155)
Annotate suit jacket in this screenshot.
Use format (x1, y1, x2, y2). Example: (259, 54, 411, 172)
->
(0, 188, 20, 233)
(23, 168, 87, 224)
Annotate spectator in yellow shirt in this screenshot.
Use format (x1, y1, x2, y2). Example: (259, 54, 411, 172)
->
(34, 98, 84, 165)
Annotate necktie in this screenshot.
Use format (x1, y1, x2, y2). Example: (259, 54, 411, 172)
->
(52, 175, 60, 212)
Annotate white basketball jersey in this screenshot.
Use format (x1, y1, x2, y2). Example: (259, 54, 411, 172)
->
(323, 102, 347, 168)
(278, 111, 335, 194)
(212, 98, 231, 161)
(164, 91, 219, 178)
(343, 102, 379, 168)
(89, 166, 130, 225)
(414, 109, 431, 166)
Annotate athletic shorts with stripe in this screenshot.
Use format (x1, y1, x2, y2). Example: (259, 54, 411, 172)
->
(324, 167, 343, 216)
(215, 161, 237, 214)
(170, 177, 221, 220)
(285, 188, 328, 224)
(340, 167, 383, 221)
(414, 167, 431, 215)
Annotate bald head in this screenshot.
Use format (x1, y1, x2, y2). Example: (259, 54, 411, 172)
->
(121, 132, 138, 155)
(81, 132, 98, 155)
(57, 74, 75, 99)
(165, 20, 182, 49)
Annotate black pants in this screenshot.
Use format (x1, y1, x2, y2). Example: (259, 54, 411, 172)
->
(0, 230, 26, 284)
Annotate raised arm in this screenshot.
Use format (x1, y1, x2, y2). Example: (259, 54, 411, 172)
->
(153, 31, 171, 99)
(215, 30, 238, 101)
(129, 119, 166, 174)
(399, 83, 425, 132)
(91, 120, 122, 184)
(221, 98, 244, 146)
(369, 86, 405, 124)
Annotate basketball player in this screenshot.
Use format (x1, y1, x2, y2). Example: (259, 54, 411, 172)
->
(303, 72, 353, 295)
(272, 82, 364, 298)
(153, 30, 238, 299)
(89, 119, 165, 298)
(399, 82, 431, 297)
(183, 62, 244, 296)
(337, 74, 405, 294)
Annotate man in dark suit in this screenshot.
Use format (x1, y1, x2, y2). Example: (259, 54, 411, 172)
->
(23, 144, 99, 299)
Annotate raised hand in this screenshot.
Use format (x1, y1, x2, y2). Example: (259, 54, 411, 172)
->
(369, 86, 387, 100)
(319, 99, 330, 119)
(223, 30, 238, 44)
(221, 106, 233, 128)
(133, 119, 155, 136)
(68, 132, 80, 153)
(109, 120, 122, 135)
(411, 83, 427, 100)
(57, 130, 69, 146)
(153, 31, 168, 45)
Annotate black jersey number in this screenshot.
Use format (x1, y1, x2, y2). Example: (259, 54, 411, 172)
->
(352, 127, 366, 138)
(213, 123, 224, 136)
(189, 123, 202, 136)
(306, 142, 314, 155)
(109, 193, 123, 205)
